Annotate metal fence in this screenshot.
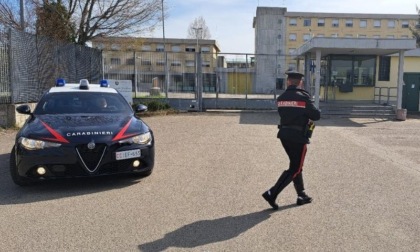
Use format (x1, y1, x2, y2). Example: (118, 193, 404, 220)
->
(1, 29, 293, 110)
(102, 50, 289, 110)
(0, 28, 10, 104)
(0, 28, 102, 104)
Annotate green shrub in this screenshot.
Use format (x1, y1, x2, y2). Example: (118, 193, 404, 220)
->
(133, 100, 171, 112)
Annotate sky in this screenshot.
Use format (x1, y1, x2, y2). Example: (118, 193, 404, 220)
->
(146, 0, 420, 53)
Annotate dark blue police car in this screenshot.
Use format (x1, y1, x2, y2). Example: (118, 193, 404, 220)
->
(10, 79, 155, 186)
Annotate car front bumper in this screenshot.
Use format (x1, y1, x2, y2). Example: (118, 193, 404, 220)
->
(15, 142, 155, 179)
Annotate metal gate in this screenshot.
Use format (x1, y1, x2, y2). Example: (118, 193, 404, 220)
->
(104, 51, 289, 111)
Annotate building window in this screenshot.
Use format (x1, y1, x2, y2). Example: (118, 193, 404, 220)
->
(289, 18, 297, 26)
(332, 19, 339, 27)
(303, 34, 311, 41)
(358, 34, 367, 38)
(345, 34, 353, 38)
(378, 56, 390, 81)
(185, 46, 196, 52)
(156, 44, 165, 52)
(303, 19, 311, 26)
(202, 61, 210, 67)
(171, 61, 181, 67)
(345, 19, 353, 27)
(374, 20, 381, 28)
(386, 35, 395, 39)
(126, 58, 135, 65)
(317, 34, 325, 37)
(111, 44, 120, 50)
(388, 20, 395, 28)
(156, 60, 165, 66)
(141, 60, 152, 66)
(318, 18, 325, 27)
(401, 35, 409, 39)
(402, 20, 409, 28)
(110, 58, 121, 65)
(331, 33, 339, 38)
(201, 46, 210, 53)
(360, 20, 367, 28)
(289, 33, 297, 41)
(186, 60, 195, 67)
(141, 45, 151, 51)
(373, 35, 380, 38)
(172, 45, 181, 52)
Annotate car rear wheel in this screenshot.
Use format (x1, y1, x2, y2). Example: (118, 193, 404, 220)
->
(10, 147, 33, 186)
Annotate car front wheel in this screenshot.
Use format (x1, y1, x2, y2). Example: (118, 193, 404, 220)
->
(10, 147, 33, 186)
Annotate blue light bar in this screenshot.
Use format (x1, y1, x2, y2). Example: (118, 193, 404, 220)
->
(56, 78, 66, 87)
(100, 79, 109, 87)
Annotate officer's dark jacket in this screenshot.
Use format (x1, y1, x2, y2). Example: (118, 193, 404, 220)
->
(277, 85, 321, 144)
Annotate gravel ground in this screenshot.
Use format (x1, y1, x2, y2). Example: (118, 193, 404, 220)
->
(0, 112, 419, 252)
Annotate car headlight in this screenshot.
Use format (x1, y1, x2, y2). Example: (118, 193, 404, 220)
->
(19, 137, 62, 150)
(118, 132, 152, 145)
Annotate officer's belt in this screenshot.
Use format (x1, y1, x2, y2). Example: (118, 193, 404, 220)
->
(280, 125, 304, 131)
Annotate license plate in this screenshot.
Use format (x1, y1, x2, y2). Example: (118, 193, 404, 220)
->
(115, 149, 141, 160)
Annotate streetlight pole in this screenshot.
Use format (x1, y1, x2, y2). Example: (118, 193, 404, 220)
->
(192, 27, 203, 111)
(20, 0, 25, 30)
(161, 0, 169, 99)
(134, 51, 137, 98)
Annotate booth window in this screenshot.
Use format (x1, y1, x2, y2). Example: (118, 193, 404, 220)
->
(330, 55, 376, 88)
(378, 56, 391, 81)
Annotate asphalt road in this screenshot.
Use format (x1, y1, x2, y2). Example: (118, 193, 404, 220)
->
(1, 112, 419, 252)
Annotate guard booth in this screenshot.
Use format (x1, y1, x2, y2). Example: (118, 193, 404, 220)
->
(294, 37, 417, 120)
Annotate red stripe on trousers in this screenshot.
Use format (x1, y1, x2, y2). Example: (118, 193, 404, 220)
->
(293, 144, 307, 178)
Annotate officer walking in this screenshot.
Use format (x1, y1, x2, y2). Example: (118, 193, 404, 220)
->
(262, 70, 321, 210)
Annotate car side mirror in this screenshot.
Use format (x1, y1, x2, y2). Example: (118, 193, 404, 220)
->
(16, 104, 32, 115)
(135, 104, 148, 113)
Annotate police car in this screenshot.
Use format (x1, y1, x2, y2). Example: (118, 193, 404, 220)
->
(10, 79, 155, 186)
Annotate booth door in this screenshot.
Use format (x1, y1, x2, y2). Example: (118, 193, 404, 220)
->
(403, 73, 420, 112)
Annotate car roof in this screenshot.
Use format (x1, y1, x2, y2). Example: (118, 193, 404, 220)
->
(49, 83, 118, 94)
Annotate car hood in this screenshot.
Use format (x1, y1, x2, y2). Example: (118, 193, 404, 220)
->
(21, 114, 149, 144)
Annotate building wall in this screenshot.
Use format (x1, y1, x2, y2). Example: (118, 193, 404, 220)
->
(284, 12, 417, 69)
(92, 37, 221, 93)
(254, 7, 419, 98)
(93, 37, 220, 76)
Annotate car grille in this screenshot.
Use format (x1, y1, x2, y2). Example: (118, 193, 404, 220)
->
(76, 143, 107, 173)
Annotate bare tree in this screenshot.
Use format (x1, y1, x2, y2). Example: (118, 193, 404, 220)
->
(410, 5, 420, 47)
(187, 16, 211, 40)
(0, 0, 36, 31)
(1, 0, 164, 45)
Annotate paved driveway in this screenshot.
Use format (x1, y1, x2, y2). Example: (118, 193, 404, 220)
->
(0, 112, 419, 251)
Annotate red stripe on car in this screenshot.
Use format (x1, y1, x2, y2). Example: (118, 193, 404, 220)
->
(112, 118, 137, 141)
(40, 121, 70, 143)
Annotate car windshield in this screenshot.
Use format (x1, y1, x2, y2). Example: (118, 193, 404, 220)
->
(34, 92, 132, 115)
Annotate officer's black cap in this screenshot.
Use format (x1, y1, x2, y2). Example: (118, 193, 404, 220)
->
(285, 69, 304, 80)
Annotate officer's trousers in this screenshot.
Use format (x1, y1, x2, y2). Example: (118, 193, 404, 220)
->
(270, 139, 308, 199)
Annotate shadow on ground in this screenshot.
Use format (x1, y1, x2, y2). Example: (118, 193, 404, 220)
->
(138, 205, 297, 252)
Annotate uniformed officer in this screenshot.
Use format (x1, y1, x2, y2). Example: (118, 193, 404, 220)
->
(262, 70, 321, 210)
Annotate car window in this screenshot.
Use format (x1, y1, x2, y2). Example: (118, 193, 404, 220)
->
(35, 92, 132, 114)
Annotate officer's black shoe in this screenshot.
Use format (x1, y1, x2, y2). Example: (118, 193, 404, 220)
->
(297, 194, 312, 206)
(262, 191, 278, 210)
